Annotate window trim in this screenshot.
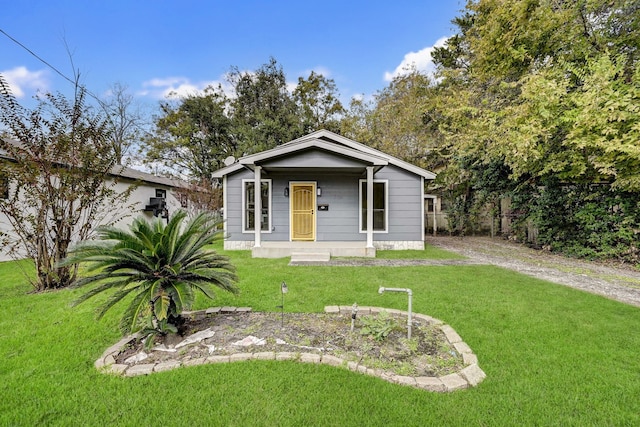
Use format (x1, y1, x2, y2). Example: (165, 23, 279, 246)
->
(358, 179, 389, 233)
(426, 198, 435, 213)
(242, 178, 272, 233)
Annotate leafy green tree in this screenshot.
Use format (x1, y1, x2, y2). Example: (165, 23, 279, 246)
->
(293, 71, 345, 134)
(433, 0, 640, 180)
(144, 85, 235, 181)
(340, 70, 446, 171)
(427, 0, 640, 249)
(228, 58, 302, 154)
(0, 74, 132, 290)
(62, 210, 238, 339)
(369, 70, 437, 168)
(340, 96, 375, 145)
(145, 58, 340, 178)
(563, 55, 640, 191)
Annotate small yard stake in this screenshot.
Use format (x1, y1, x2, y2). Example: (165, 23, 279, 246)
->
(350, 302, 358, 332)
(279, 281, 288, 327)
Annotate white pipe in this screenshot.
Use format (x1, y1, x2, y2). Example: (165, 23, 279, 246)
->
(350, 302, 358, 332)
(378, 287, 413, 339)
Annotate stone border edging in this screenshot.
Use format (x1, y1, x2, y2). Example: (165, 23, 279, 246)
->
(324, 306, 485, 391)
(94, 306, 485, 392)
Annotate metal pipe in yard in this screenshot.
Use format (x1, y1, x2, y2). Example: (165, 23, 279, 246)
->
(350, 302, 358, 332)
(378, 287, 413, 339)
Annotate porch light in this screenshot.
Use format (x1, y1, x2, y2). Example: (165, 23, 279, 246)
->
(284, 187, 289, 197)
(317, 187, 322, 197)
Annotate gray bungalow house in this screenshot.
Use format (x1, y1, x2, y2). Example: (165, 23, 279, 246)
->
(211, 130, 436, 258)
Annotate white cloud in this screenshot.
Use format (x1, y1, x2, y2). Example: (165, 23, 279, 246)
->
(1, 66, 49, 98)
(302, 66, 332, 78)
(139, 76, 232, 100)
(142, 65, 335, 101)
(383, 36, 449, 82)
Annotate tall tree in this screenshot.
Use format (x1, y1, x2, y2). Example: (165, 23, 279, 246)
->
(370, 70, 436, 168)
(144, 85, 235, 181)
(144, 58, 347, 180)
(101, 82, 145, 164)
(0, 74, 132, 290)
(228, 58, 302, 154)
(340, 96, 375, 145)
(431, 0, 640, 187)
(293, 71, 345, 134)
(340, 70, 446, 171)
(428, 0, 640, 257)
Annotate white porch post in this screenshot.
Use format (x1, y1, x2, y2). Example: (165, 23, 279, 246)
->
(222, 175, 228, 236)
(254, 166, 262, 248)
(433, 199, 437, 236)
(366, 166, 374, 248)
(421, 177, 425, 240)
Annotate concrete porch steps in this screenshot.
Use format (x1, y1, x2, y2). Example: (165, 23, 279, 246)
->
(250, 242, 375, 258)
(290, 252, 331, 263)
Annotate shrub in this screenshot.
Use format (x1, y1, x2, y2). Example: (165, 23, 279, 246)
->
(61, 210, 238, 341)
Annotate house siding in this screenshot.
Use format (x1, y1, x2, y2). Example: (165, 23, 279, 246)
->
(224, 168, 247, 240)
(0, 177, 184, 262)
(225, 169, 363, 242)
(375, 166, 424, 242)
(313, 172, 361, 241)
(261, 150, 368, 169)
(224, 164, 424, 244)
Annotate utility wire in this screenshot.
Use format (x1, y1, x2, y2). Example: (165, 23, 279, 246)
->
(0, 27, 108, 108)
(0, 27, 146, 161)
(0, 27, 77, 87)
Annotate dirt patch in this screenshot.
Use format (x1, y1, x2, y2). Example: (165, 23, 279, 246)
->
(426, 236, 640, 308)
(115, 311, 464, 378)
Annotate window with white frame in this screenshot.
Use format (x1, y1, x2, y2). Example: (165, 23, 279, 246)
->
(426, 198, 435, 213)
(359, 180, 388, 232)
(243, 179, 271, 232)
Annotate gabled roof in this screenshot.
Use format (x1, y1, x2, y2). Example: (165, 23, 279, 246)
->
(110, 164, 189, 188)
(211, 130, 436, 179)
(1, 138, 188, 189)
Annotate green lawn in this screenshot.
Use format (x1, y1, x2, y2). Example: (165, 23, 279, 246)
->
(1, 245, 639, 426)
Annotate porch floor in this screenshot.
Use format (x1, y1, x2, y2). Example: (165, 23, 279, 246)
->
(251, 241, 376, 259)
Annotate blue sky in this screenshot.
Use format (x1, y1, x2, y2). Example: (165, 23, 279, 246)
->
(2, 1, 464, 109)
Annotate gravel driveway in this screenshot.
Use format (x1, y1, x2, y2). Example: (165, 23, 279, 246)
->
(425, 236, 640, 308)
(291, 236, 640, 308)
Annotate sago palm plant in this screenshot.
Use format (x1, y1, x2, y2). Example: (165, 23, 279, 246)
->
(62, 210, 238, 341)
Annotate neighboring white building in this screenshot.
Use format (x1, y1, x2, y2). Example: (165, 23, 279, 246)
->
(0, 151, 190, 262)
(106, 164, 190, 227)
